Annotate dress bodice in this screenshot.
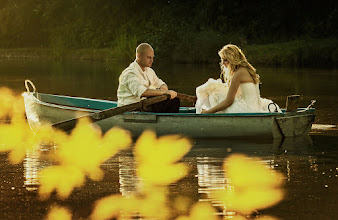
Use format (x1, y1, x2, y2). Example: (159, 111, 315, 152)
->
(235, 83, 262, 107)
(236, 83, 260, 100)
(195, 78, 280, 114)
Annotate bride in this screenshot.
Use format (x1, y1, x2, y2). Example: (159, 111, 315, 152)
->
(195, 44, 281, 114)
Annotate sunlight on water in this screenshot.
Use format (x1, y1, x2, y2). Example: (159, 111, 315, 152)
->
(0, 87, 287, 219)
(196, 156, 226, 208)
(312, 124, 336, 130)
(24, 150, 40, 191)
(118, 155, 139, 196)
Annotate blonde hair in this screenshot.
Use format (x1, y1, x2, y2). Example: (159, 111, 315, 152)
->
(136, 43, 153, 58)
(218, 44, 259, 84)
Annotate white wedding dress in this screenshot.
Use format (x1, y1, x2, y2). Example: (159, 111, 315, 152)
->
(195, 78, 281, 114)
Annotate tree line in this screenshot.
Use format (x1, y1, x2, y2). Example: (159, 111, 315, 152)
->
(0, 0, 336, 62)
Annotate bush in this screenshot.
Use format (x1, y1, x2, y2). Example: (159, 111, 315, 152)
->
(245, 38, 338, 67)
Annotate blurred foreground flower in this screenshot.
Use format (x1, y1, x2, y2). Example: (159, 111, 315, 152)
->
(213, 154, 284, 215)
(38, 118, 132, 200)
(46, 205, 72, 220)
(0, 87, 24, 119)
(91, 187, 168, 220)
(0, 119, 36, 164)
(0, 88, 45, 164)
(133, 130, 192, 186)
(91, 130, 193, 219)
(176, 202, 218, 220)
(91, 194, 136, 220)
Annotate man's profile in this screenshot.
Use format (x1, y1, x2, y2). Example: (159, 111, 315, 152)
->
(117, 43, 180, 113)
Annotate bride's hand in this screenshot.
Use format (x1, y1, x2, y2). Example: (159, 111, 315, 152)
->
(201, 109, 208, 114)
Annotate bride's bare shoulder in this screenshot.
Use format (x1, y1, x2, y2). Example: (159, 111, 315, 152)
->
(234, 67, 249, 75)
(234, 67, 254, 83)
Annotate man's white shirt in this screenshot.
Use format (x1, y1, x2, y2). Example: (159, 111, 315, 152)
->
(117, 61, 166, 106)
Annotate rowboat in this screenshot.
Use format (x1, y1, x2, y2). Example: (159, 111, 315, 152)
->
(22, 91, 315, 139)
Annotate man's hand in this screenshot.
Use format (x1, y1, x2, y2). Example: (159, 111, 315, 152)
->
(165, 90, 177, 99)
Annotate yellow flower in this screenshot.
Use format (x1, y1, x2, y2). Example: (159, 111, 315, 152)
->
(212, 154, 284, 215)
(39, 166, 85, 200)
(46, 205, 72, 220)
(38, 118, 132, 199)
(0, 87, 24, 119)
(0, 88, 56, 164)
(55, 118, 131, 174)
(176, 202, 218, 220)
(133, 130, 192, 186)
(0, 119, 38, 164)
(91, 194, 138, 220)
(90, 130, 194, 219)
(224, 154, 283, 188)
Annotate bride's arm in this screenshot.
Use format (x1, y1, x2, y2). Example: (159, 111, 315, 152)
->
(202, 71, 242, 113)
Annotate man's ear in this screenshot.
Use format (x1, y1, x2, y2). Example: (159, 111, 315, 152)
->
(136, 53, 140, 60)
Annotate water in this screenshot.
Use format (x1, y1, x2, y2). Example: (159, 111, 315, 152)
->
(1, 59, 336, 124)
(0, 59, 337, 219)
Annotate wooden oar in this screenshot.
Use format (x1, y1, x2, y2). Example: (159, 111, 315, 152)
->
(177, 93, 197, 103)
(52, 94, 171, 132)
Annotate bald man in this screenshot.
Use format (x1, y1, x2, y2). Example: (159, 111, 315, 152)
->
(117, 43, 180, 113)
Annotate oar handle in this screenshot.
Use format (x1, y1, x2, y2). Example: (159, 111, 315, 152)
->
(92, 94, 171, 120)
(52, 94, 170, 132)
(177, 93, 197, 103)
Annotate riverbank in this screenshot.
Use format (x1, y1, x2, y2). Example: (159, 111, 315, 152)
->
(245, 38, 337, 67)
(0, 38, 336, 67)
(0, 48, 117, 62)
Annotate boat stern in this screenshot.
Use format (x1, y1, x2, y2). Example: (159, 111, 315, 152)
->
(276, 110, 315, 137)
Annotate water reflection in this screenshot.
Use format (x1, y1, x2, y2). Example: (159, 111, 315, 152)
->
(196, 156, 229, 217)
(118, 155, 139, 196)
(23, 150, 40, 191)
(18, 135, 338, 218)
(191, 136, 315, 217)
(114, 135, 315, 217)
(23, 147, 53, 192)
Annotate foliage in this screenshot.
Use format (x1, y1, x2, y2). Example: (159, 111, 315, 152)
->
(0, 0, 336, 64)
(111, 28, 138, 61)
(245, 38, 338, 67)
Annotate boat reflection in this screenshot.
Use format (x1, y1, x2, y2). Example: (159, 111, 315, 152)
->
(23, 135, 315, 217)
(117, 136, 314, 214)
(193, 136, 313, 214)
(190, 135, 313, 157)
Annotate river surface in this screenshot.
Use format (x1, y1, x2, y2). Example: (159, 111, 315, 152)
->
(0, 59, 337, 219)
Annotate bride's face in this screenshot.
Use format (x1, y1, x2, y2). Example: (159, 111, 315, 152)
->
(219, 51, 229, 66)
(221, 57, 230, 68)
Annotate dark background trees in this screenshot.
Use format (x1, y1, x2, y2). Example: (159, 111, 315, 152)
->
(0, 0, 336, 63)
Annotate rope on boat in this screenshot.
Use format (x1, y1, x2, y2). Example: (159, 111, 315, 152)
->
(297, 100, 317, 113)
(25, 79, 36, 93)
(305, 100, 316, 110)
(268, 102, 278, 113)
